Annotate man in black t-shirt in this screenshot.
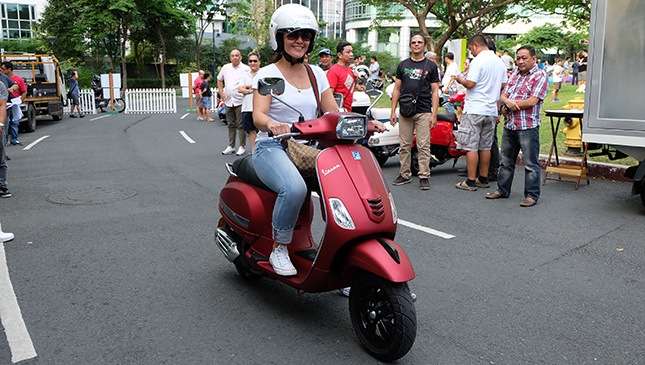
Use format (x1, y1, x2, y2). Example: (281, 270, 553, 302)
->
(390, 34, 440, 190)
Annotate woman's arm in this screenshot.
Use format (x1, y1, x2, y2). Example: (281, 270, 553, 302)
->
(320, 88, 339, 113)
(252, 90, 290, 135)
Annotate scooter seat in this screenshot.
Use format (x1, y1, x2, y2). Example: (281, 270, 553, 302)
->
(232, 155, 271, 191)
(437, 112, 458, 124)
(232, 155, 321, 194)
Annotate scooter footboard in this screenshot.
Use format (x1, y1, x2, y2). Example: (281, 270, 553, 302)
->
(344, 238, 415, 283)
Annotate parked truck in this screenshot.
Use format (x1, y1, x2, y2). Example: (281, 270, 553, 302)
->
(0, 53, 66, 132)
(583, 0, 645, 206)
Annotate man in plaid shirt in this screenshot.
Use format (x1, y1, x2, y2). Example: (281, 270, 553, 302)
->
(486, 46, 548, 207)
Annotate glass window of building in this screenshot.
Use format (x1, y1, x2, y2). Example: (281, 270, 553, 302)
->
(1, 3, 35, 39)
(356, 28, 369, 48)
(377, 27, 399, 55)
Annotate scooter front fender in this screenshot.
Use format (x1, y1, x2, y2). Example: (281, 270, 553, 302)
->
(344, 238, 415, 283)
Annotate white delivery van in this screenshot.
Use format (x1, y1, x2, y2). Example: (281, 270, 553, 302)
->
(583, 0, 645, 206)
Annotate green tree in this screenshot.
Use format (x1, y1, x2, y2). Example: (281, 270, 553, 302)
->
(226, 0, 274, 48)
(524, 0, 591, 29)
(516, 23, 565, 55)
(180, 0, 225, 67)
(37, 0, 87, 61)
(132, 0, 193, 88)
(515, 23, 587, 58)
(359, 0, 523, 52)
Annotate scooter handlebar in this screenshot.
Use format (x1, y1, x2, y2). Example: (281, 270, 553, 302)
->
(271, 132, 301, 140)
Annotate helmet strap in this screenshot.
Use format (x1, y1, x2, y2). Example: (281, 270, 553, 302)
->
(282, 51, 305, 65)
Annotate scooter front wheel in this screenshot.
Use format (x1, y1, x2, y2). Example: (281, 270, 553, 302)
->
(349, 272, 416, 362)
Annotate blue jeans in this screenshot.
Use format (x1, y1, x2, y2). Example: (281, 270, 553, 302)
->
(9, 105, 20, 144)
(497, 127, 541, 200)
(202, 96, 212, 110)
(252, 139, 307, 245)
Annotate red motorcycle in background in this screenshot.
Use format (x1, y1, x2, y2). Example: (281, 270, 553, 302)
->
(216, 78, 417, 362)
(411, 92, 467, 175)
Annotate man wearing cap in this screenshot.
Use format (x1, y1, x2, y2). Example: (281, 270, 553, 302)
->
(318, 48, 332, 72)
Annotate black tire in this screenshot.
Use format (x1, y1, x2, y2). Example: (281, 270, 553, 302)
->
(25, 103, 37, 132)
(410, 148, 419, 176)
(640, 179, 645, 207)
(52, 113, 62, 121)
(349, 272, 417, 362)
(234, 255, 261, 281)
(100, 99, 126, 113)
(114, 98, 126, 113)
(372, 148, 389, 166)
(222, 227, 261, 281)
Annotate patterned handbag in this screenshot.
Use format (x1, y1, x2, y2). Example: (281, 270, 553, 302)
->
(285, 139, 320, 178)
(284, 64, 322, 178)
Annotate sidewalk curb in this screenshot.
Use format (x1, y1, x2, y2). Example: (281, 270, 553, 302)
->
(537, 153, 631, 182)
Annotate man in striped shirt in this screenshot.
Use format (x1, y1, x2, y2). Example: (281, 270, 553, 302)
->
(486, 45, 548, 207)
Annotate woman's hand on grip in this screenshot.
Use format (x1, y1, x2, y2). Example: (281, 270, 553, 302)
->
(268, 120, 291, 136)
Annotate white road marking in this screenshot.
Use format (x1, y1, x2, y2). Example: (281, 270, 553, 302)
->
(22, 136, 49, 151)
(179, 131, 196, 144)
(90, 115, 110, 121)
(310, 192, 455, 239)
(180, 113, 190, 120)
(0, 244, 37, 363)
(398, 219, 455, 239)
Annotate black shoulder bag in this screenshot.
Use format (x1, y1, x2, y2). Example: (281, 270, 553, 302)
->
(398, 60, 430, 118)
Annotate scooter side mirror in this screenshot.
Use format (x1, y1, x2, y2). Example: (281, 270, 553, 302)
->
(258, 78, 285, 96)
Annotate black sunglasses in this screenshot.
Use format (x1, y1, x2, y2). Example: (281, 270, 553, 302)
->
(248, 59, 259, 63)
(286, 29, 313, 42)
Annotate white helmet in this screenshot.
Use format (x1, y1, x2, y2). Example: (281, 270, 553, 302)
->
(269, 4, 319, 53)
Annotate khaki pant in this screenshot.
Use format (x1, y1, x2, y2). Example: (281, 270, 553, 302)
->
(399, 112, 431, 179)
(226, 105, 246, 148)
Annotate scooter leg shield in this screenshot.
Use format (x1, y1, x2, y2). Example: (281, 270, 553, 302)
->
(344, 239, 415, 283)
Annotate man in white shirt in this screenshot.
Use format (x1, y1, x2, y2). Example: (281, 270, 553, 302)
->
(369, 56, 380, 80)
(452, 35, 507, 191)
(217, 49, 251, 155)
(551, 58, 565, 102)
(501, 50, 515, 72)
(441, 52, 460, 94)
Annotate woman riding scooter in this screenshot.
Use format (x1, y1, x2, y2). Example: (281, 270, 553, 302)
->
(252, 4, 339, 276)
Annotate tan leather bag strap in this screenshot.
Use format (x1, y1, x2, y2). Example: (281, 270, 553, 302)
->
(304, 64, 322, 117)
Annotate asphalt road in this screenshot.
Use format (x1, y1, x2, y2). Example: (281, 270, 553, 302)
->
(0, 109, 643, 365)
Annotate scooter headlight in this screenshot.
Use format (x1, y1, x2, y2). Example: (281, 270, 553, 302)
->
(329, 198, 355, 230)
(388, 192, 398, 224)
(336, 114, 367, 140)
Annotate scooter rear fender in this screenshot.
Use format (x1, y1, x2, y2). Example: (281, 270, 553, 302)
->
(343, 238, 415, 283)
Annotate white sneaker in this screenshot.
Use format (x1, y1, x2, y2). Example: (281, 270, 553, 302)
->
(269, 245, 297, 276)
(338, 287, 351, 297)
(221, 146, 235, 155)
(236, 146, 246, 156)
(0, 223, 14, 242)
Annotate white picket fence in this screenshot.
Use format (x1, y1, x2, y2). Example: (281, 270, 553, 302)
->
(64, 89, 97, 115)
(125, 88, 177, 114)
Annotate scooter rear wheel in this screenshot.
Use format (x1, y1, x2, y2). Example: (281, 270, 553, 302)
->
(234, 255, 261, 280)
(349, 272, 416, 362)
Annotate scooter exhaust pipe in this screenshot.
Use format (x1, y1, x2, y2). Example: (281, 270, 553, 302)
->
(215, 228, 240, 262)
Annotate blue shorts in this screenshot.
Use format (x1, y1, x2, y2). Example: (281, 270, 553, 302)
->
(202, 96, 212, 109)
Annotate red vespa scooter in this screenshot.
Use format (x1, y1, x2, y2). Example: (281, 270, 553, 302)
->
(216, 78, 417, 362)
(410, 92, 468, 175)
